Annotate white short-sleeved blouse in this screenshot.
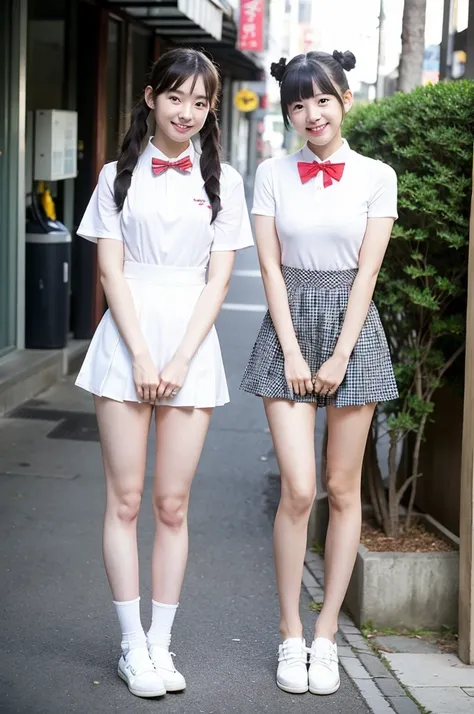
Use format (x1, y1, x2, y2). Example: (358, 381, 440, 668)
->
(252, 139, 397, 272)
(77, 137, 254, 266)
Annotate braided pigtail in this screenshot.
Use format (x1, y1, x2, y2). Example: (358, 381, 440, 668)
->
(114, 98, 150, 210)
(199, 109, 222, 223)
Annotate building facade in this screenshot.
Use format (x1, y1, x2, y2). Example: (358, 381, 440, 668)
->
(0, 0, 263, 412)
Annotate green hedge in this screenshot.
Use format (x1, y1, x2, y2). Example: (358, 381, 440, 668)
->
(343, 80, 474, 414)
(343, 80, 474, 533)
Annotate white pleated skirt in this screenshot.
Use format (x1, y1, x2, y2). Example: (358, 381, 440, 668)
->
(75, 261, 230, 407)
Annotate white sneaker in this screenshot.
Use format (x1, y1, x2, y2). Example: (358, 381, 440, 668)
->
(276, 637, 309, 694)
(308, 637, 340, 695)
(118, 647, 166, 698)
(149, 645, 186, 692)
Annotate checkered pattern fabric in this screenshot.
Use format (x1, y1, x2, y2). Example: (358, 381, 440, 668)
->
(240, 266, 399, 407)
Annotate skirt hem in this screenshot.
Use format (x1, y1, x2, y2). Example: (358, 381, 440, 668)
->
(75, 380, 230, 408)
(239, 382, 398, 407)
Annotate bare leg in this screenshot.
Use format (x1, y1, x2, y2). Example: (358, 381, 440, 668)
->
(151, 406, 212, 604)
(264, 398, 317, 641)
(95, 396, 152, 601)
(315, 403, 376, 641)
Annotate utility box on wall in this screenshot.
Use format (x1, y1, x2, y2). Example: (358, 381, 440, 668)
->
(34, 109, 78, 181)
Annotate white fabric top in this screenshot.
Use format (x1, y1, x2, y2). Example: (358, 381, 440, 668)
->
(77, 138, 253, 267)
(252, 139, 397, 271)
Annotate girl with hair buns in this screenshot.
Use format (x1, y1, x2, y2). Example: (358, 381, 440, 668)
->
(241, 50, 398, 696)
(75, 48, 253, 698)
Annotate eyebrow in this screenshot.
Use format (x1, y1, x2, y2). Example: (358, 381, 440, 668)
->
(169, 88, 208, 102)
(292, 93, 328, 101)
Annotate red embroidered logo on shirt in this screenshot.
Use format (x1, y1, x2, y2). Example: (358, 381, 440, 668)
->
(193, 198, 211, 209)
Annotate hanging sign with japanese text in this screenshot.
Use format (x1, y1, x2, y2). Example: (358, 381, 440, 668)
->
(238, 0, 264, 52)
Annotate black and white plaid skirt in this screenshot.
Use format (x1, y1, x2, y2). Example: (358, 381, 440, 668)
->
(240, 266, 398, 407)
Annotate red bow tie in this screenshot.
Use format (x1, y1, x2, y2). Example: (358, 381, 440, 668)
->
(297, 160, 345, 188)
(151, 156, 193, 176)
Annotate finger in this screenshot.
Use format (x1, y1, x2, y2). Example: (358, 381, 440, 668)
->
(136, 385, 144, 401)
(142, 386, 150, 402)
(164, 384, 177, 399)
(157, 381, 168, 400)
(305, 379, 314, 394)
(292, 380, 300, 396)
(299, 380, 307, 397)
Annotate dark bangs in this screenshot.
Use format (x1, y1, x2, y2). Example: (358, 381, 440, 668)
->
(151, 49, 219, 106)
(280, 57, 343, 129)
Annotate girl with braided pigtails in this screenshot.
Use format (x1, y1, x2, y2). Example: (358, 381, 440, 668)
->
(241, 50, 398, 696)
(75, 48, 253, 698)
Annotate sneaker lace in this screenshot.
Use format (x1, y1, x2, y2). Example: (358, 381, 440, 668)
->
(279, 640, 307, 667)
(309, 642, 337, 670)
(126, 647, 154, 674)
(150, 645, 177, 672)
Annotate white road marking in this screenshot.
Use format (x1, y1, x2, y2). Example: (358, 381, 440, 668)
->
(232, 269, 261, 278)
(222, 303, 267, 312)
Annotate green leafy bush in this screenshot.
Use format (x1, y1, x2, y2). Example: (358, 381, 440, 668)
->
(343, 81, 474, 536)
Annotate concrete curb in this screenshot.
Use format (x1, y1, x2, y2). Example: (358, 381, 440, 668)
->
(303, 550, 423, 714)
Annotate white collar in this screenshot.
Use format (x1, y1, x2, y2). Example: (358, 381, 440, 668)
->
(142, 137, 196, 163)
(300, 138, 351, 164)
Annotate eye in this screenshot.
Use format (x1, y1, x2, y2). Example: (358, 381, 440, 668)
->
(169, 95, 180, 102)
(292, 103, 303, 111)
(195, 101, 207, 108)
(319, 97, 329, 105)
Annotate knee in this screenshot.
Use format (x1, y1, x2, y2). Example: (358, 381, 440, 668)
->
(281, 483, 316, 520)
(113, 490, 142, 524)
(326, 469, 360, 511)
(154, 495, 188, 529)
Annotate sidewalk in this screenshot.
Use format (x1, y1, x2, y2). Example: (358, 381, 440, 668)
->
(0, 368, 370, 714)
(304, 551, 474, 714)
(2, 333, 474, 712)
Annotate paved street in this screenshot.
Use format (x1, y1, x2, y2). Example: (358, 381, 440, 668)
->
(0, 246, 369, 713)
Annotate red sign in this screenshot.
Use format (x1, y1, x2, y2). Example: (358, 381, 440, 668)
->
(238, 0, 264, 52)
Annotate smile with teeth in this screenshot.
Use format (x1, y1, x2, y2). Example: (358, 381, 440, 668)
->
(173, 122, 192, 130)
(307, 123, 328, 133)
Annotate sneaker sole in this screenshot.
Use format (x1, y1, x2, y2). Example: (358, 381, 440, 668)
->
(309, 680, 340, 696)
(277, 680, 309, 694)
(118, 669, 166, 698)
(165, 682, 186, 692)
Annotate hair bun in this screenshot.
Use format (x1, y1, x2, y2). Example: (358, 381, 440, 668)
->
(332, 50, 356, 72)
(270, 57, 287, 83)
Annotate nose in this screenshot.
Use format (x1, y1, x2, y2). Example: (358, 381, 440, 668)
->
(307, 108, 322, 124)
(178, 104, 193, 122)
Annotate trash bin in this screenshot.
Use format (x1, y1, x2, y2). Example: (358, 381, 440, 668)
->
(25, 226, 71, 349)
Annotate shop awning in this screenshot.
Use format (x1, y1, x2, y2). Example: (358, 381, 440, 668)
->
(109, 0, 224, 41)
(109, 0, 264, 80)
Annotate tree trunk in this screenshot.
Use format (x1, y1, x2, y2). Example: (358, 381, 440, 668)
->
(388, 434, 400, 536)
(398, 0, 428, 93)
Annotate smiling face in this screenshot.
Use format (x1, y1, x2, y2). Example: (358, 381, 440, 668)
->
(288, 82, 353, 150)
(145, 74, 210, 144)
(278, 54, 353, 157)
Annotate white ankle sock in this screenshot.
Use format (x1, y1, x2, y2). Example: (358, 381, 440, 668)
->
(113, 596, 147, 655)
(147, 600, 179, 649)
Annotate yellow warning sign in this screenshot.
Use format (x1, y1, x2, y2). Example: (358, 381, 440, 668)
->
(234, 89, 259, 113)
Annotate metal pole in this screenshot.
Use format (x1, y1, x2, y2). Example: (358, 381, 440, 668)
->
(439, 0, 453, 80)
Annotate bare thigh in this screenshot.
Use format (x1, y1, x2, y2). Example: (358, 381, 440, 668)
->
(325, 403, 376, 495)
(94, 396, 153, 501)
(263, 398, 317, 499)
(153, 406, 212, 502)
